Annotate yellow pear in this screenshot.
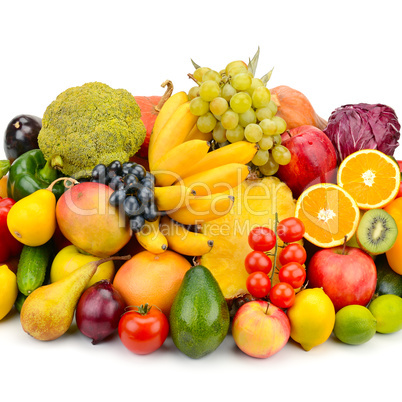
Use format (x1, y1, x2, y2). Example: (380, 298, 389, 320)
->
(7, 188, 56, 247)
(20, 255, 130, 341)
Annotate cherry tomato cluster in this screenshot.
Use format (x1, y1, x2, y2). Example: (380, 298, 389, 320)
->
(245, 217, 307, 309)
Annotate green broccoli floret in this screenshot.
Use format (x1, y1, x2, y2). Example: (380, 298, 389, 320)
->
(38, 82, 146, 178)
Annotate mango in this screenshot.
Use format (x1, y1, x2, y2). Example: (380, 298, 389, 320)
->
(56, 182, 131, 258)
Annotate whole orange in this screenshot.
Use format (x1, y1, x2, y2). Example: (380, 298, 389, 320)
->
(113, 250, 191, 316)
(384, 197, 402, 274)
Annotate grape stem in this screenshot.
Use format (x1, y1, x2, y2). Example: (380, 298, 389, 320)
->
(187, 73, 199, 85)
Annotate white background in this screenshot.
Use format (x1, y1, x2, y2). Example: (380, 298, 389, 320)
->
(1, 1, 401, 401)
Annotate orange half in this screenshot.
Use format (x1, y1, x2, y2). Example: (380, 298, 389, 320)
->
(295, 183, 360, 248)
(337, 149, 400, 210)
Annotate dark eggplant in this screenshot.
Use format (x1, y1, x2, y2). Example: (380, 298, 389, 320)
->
(4, 114, 42, 163)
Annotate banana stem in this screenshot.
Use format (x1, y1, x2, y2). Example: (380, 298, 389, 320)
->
(155, 80, 174, 112)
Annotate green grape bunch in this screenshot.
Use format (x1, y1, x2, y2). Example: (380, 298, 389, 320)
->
(187, 48, 291, 177)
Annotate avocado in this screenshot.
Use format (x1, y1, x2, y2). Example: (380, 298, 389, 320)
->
(170, 265, 230, 359)
(375, 254, 402, 298)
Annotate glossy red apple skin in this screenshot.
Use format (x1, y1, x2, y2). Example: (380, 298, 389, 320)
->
(307, 246, 377, 311)
(277, 125, 337, 199)
(2, 255, 20, 275)
(232, 300, 290, 358)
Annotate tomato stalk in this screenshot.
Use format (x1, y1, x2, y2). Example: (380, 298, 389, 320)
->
(125, 303, 164, 316)
(269, 212, 279, 285)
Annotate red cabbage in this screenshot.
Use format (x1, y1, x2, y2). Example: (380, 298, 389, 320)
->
(323, 103, 400, 164)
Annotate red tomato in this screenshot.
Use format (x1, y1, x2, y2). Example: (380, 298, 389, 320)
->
(277, 217, 305, 243)
(246, 271, 271, 299)
(269, 282, 295, 308)
(118, 304, 169, 355)
(248, 227, 276, 252)
(278, 262, 306, 288)
(279, 243, 307, 265)
(244, 250, 273, 275)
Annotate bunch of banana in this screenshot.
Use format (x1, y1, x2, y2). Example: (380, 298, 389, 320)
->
(136, 90, 258, 257)
(134, 213, 216, 257)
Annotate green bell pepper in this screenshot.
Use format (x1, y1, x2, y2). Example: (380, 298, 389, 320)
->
(7, 149, 66, 201)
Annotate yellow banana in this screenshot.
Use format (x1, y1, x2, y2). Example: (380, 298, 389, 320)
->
(154, 185, 195, 212)
(182, 141, 258, 178)
(149, 101, 198, 170)
(148, 90, 188, 160)
(134, 217, 168, 254)
(152, 140, 211, 187)
(175, 163, 250, 196)
(160, 216, 214, 256)
(185, 124, 213, 142)
(167, 194, 235, 225)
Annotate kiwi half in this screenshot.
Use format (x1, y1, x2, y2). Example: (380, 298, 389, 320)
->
(356, 209, 398, 255)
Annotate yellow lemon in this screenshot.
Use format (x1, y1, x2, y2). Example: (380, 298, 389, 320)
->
(287, 288, 335, 351)
(0, 265, 18, 320)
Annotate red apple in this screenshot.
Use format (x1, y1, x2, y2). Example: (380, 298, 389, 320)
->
(307, 246, 377, 311)
(1, 255, 20, 275)
(232, 300, 290, 358)
(277, 125, 337, 199)
(52, 222, 72, 252)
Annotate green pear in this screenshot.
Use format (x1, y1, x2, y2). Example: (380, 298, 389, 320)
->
(20, 255, 130, 341)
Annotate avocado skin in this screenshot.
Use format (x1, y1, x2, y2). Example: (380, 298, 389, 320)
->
(170, 265, 230, 359)
(375, 254, 402, 297)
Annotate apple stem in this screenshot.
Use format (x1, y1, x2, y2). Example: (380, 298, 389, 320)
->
(342, 236, 348, 255)
(265, 301, 270, 315)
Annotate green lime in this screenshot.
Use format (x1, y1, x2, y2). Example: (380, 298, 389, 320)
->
(368, 294, 402, 334)
(333, 305, 377, 345)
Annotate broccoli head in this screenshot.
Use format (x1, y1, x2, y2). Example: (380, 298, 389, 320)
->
(38, 82, 146, 178)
